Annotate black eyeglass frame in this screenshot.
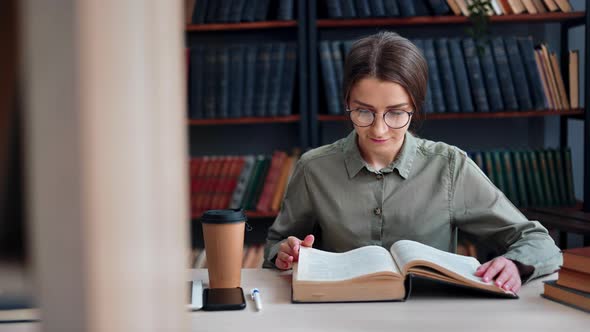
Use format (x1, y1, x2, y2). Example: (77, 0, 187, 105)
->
(345, 108, 415, 129)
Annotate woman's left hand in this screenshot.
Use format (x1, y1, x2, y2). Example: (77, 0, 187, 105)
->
(474, 256, 522, 293)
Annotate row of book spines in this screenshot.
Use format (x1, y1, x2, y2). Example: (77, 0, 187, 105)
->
(324, 0, 572, 18)
(319, 36, 575, 115)
(186, 0, 295, 25)
(187, 42, 297, 120)
(469, 148, 576, 208)
(189, 151, 300, 218)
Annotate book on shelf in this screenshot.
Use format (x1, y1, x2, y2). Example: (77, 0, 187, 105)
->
(542, 280, 590, 313)
(188, 0, 294, 24)
(187, 42, 297, 120)
(291, 240, 517, 303)
(319, 35, 571, 115)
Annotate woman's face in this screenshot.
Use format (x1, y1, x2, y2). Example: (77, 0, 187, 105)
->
(347, 77, 413, 157)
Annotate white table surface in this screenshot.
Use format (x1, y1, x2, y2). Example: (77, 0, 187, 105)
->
(2, 269, 588, 331)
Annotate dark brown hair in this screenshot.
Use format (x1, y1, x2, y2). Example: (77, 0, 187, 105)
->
(343, 31, 428, 130)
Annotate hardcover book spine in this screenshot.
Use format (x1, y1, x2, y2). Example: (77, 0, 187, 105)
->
(254, 43, 273, 117)
(369, 0, 386, 16)
(326, 0, 344, 17)
(517, 37, 549, 109)
(427, 0, 451, 15)
(462, 38, 490, 112)
(423, 39, 446, 113)
(502, 151, 520, 206)
(384, 0, 401, 16)
(490, 37, 519, 110)
(279, 42, 297, 116)
(537, 150, 555, 206)
(203, 47, 218, 119)
(331, 41, 344, 108)
(447, 40, 472, 124)
(228, 45, 245, 118)
(217, 46, 230, 118)
(319, 41, 341, 115)
(229, 0, 247, 22)
(229, 156, 256, 209)
(341, 0, 358, 17)
(354, 0, 372, 17)
(434, 38, 460, 113)
(479, 43, 505, 112)
(277, 0, 295, 20)
(397, 0, 417, 16)
(505, 36, 533, 110)
(512, 151, 529, 207)
(413, 39, 433, 113)
(192, 0, 209, 24)
(268, 43, 286, 117)
(243, 45, 258, 118)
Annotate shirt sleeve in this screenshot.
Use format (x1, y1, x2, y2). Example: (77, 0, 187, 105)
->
(263, 159, 317, 268)
(450, 150, 562, 282)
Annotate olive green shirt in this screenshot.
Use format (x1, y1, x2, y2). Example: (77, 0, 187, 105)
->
(264, 131, 562, 282)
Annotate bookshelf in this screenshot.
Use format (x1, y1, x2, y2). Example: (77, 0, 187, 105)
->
(186, 1, 589, 248)
(306, 2, 589, 246)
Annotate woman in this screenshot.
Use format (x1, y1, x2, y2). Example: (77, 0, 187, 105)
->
(263, 31, 562, 293)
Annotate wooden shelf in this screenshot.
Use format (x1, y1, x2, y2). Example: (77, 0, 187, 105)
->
(317, 12, 586, 28)
(188, 115, 301, 126)
(186, 20, 297, 32)
(318, 109, 585, 122)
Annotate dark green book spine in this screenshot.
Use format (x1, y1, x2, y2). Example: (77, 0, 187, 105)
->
(537, 150, 554, 206)
(528, 150, 546, 206)
(563, 148, 577, 206)
(545, 149, 562, 205)
(483, 151, 496, 185)
(240, 156, 264, 209)
(502, 151, 519, 206)
(247, 157, 271, 210)
(521, 151, 538, 206)
(512, 151, 529, 207)
(492, 151, 507, 195)
(552, 149, 568, 206)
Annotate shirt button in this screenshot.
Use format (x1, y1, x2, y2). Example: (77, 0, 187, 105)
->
(374, 207, 382, 216)
(376, 174, 383, 180)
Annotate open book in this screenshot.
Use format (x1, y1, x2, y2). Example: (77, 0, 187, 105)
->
(292, 240, 517, 302)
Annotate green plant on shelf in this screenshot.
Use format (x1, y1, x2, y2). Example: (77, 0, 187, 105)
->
(467, 0, 493, 55)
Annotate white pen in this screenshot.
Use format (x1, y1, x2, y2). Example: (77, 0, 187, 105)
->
(250, 288, 262, 311)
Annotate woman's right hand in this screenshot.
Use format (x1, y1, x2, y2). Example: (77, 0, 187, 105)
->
(275, 234, 315, 270)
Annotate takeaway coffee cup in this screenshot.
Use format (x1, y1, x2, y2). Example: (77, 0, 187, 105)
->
(201, 209, 247, 288)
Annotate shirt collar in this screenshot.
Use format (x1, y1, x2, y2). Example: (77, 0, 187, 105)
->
(343, 131, 417, 180)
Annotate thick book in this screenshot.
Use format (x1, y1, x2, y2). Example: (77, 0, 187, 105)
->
(542, 280, 590, 313)
(242, 45, 258, 118)
(319, 41, 341, 115)
(557, 267, 590, 293)
(189, 45, 205, 119)
(490, 37, 519, 110)
(423, 39, 446, 113)
(562, 247, 590, 274)
(341, 0, 358, 18)
(435, 39, 460, 113)
(354, 0, 372, 17)
(278, 42, 297, 116)
(254, 43, 273, 117)
(462, 38, 490, 112)
(512, 151, 529, 207)
(292, 240, 517, 303)
(368, 0, 386, 16)
(397, 0, 417, 17)
(384, 0, 401, 16)
(228, 45, 245, 118)
(505, 36, 533, 110)
(326, 0, 343, 18)
(448, 38, 474, 112)
(478, 42, 504, 111)
(427, 0, 451, 15)
(229, 155, 256, 209)
(331, 41, 344, 106)
(267, 43, 286, 117)
(277, 0, 294, 20)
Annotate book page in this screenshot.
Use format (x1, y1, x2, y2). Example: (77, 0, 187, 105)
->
(390, 240, 491, 286)
(297, 246, 401, 282)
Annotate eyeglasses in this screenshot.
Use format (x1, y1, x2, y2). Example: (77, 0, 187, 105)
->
(346, 108, 414, 129)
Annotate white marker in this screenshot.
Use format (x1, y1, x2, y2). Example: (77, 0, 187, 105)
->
(250, 288, 262, 311)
